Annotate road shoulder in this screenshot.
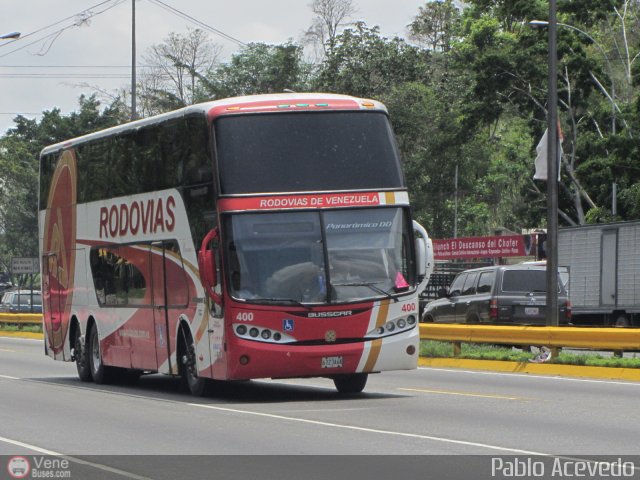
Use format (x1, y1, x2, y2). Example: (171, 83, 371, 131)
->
(419, 357, 640, 382)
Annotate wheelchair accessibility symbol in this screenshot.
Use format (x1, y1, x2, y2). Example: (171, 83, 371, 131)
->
(283, 319, 294, 332)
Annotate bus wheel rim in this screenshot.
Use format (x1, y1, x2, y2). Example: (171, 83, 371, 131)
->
(92, 333, 101, 370)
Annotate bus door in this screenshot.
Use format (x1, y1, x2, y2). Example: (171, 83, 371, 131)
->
(42, 253, 65, 360)
(150, 241, 189, 375)
(114, 243, 158, 372)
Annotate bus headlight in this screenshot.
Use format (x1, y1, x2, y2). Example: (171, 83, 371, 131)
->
(365, 316, 417, 339)
(233, 324, 296, 344)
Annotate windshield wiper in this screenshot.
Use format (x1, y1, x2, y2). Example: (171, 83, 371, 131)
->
(251, 297, 310, 309)
(331, 282, 398, 302)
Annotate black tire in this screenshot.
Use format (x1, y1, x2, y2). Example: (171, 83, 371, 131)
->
(465, 314, 480, 324)
(421, 314, 434, 323)
(179, 328, 210, 396)
(74, 326, 92, 382)
(88, 325, 114, 384)
(615, 315, 630, 327)
(333, 373, 368, 394)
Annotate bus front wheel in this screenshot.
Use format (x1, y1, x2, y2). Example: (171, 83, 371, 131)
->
(179, 328, 210, 396)
(332, 373, 368, 394)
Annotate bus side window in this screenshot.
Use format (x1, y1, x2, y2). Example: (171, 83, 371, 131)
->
(90, 246, 150, 307)
(163, 240, 190, 308)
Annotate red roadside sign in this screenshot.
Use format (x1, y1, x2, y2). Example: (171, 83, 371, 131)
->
(432, 235, 535, 260)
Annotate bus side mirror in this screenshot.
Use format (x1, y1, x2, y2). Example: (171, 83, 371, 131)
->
(415, 236, 426, 278)
(413, 221, 434, 294)
(198, 228, 222, 306)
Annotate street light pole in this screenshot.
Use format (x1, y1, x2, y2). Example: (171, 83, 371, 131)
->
(131, 0, 137, 121)
(546, 1, 560, 327)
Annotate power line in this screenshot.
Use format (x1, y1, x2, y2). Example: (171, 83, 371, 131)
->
(0, 74, 133, 79)
(147, 0, 247, 47)
(0, 0, 127, 59)
(0, 65, 156, 68)
(0, 0, 119, 47)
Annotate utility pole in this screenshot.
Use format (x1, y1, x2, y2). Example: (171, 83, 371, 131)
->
(546, 0, 559, 327)
(454, 163, 458, 238)
(131, 0, 137, 120)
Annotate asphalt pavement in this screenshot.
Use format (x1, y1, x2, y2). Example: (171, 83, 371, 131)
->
(2, 335, 640, 479)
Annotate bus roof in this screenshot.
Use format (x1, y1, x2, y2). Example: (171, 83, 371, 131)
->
(39, 93, 387, 157)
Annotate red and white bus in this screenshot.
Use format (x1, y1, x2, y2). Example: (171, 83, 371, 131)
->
(39, 93, 433, 395)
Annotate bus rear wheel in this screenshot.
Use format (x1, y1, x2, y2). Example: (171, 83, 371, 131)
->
(88, 326, 114, 384)
(332, 373, 368, 394)
(74, 327, 92, 382)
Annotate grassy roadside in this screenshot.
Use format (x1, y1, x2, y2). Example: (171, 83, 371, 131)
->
(0, 323, 43, 334)
(420, 340, 640, 369)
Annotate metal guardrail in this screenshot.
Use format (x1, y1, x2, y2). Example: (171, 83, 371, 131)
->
(420, 323, 640, 351)
(0, 313, 42, 324)
(3, 314, 640, 351)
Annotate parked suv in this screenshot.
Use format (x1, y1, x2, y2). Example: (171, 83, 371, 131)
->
(0, 290, 42, 314)
(421, 264, 571, 325)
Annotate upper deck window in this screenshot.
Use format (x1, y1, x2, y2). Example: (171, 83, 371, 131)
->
(214, 111, 405, 195)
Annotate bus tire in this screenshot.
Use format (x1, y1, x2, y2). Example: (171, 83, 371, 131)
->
(88, 325, 114, 384)
(179, 328, 210, 397)
(332, 373, 368, 394)
(74, 326, 92, 382)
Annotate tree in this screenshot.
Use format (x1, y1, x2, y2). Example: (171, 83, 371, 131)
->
(141, 28, 221, 115)
(315, 22, 430, 97)
(203, 42, 310, 98)
(304, 0, 356, 58)
(0, 95, 125, 281)
(408, 0, 461, 53)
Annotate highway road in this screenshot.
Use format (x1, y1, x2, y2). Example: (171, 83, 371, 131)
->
(1, 336, 639, 479)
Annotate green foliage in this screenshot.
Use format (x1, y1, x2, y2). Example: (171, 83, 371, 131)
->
(203, 42, 310, 98)
(421, 341, 640, 368)
(0, 95, 124, 277)
(315, 23, 430, 97)
(408, 0, 461, 52)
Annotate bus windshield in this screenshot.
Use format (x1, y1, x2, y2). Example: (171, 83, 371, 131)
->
(224, 208, 414, 304)
(215, 111, 404, 194)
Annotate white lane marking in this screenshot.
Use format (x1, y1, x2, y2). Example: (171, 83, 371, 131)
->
(420, 366, 640, 387)
(187, 401, 548, 455)
(0, 374, 19, 380)
(398, 387, 532, 401)
(0, 435, 60, 455)
(0, 435, 153, 479)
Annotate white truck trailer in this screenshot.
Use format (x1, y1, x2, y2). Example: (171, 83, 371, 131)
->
(558, 221, 640, 326)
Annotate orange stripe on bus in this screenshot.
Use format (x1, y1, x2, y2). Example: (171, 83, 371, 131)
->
(364, 300, 390, 371)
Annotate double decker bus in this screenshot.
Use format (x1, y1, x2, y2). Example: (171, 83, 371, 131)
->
(39, 93, 433, 395)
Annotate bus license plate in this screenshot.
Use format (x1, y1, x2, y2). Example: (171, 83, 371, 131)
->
(321, 356, 343, 369)
(525, 307, 539, 316)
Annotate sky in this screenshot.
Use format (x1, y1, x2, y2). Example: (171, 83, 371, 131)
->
(0, 0, 425, 134)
